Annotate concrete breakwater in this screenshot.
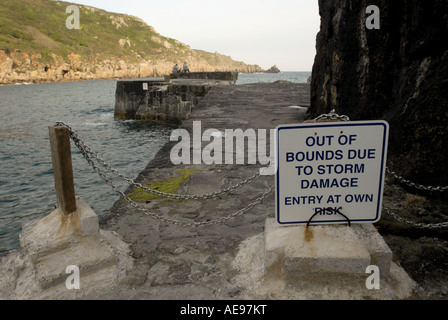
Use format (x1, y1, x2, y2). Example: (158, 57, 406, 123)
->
(114, 72, 238, 124)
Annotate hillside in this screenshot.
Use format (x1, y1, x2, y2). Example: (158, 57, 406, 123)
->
(0, 0, 263, 84)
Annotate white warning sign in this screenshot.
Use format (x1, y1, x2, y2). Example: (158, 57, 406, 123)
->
(275, 120, 389, 225)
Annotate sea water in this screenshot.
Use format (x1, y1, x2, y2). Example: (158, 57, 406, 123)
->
(0, 71, 310, 254)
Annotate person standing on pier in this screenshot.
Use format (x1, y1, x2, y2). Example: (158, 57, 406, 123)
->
(182, 62, 190, 72)
(172, 64, 180, 74)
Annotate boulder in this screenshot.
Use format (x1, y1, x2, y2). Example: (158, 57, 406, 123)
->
(264, 65, 281, 73)
(0, 50, 14, 74)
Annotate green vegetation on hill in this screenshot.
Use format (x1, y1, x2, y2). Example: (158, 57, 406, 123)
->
(0, 0, 194, 61)
(0, 0, 262, 82)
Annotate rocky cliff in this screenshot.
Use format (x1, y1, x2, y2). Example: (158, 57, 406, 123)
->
(0, 0, 263, 84)
(308, 0, 448, 187)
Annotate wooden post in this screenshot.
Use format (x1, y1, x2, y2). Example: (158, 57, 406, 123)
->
(49, 126, 77, 214)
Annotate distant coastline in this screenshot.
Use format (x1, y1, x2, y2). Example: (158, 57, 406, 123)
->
(0, 0, 263, 85)
(0, 48, 265, 85)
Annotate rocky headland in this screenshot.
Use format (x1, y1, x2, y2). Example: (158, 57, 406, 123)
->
(0, 0, 263, 85)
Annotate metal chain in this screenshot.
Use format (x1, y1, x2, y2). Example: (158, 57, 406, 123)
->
(56, 122, 266, 200)
(125, 184, 274, 227)
(382, 205, 448, 229)
(55, 121, 447, 229)
(384, 167, 448, 228)
(54, 121, 274, 227)
(386, 166, 448, 192)
(74, 142, 274, 226)
(314, 109, 350, 122)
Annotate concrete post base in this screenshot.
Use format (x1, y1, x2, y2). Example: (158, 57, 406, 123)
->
(0, 197, 133, 299)
(231, 218, 416, 299)
(264, 218, 393, 279)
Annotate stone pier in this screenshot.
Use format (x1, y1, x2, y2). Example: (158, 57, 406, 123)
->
(170, 71, 238, 82)
(114, 72, 238, 124)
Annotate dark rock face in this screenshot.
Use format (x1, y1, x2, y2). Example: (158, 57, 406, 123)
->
(308, 0, 448, 186)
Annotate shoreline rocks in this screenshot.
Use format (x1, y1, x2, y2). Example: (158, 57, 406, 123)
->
(0, 49, 262, 85)
(263, 65, 281, 73)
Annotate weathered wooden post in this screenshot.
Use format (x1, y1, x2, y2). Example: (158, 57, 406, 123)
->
(48, 125, 77, 214)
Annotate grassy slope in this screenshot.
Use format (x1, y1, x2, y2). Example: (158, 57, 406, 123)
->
(0, 0, 258, 69)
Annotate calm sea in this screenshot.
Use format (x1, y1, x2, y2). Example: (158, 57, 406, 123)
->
(236, 71, 310, 85)
(0, 71, 310, 254)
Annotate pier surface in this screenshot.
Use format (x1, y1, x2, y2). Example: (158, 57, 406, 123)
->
(94, 82, 414, 299)
(99, 82, 311, 298)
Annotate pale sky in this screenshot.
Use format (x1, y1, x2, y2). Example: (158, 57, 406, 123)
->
(67, 0, 320, 71)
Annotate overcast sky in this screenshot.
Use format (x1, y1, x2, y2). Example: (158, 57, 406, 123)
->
(68, 0, 320, 71)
